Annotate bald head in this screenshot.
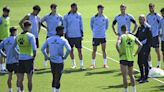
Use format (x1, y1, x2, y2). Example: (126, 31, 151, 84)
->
(120, 4, 126, 14)
(149, 3, 155, 13)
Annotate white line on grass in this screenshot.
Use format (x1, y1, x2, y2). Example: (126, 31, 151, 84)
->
(83, 46, 164, 84)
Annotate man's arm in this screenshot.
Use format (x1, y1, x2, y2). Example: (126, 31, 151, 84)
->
(41, 41, 49, 60)
(134, 38, 143, 57)
(0, 41, 6, 57)
(112, 19, 118, 35)
(63, 40, 71, 60)
(63, 15, 68, 38)
(38, 17, 41, 33)
(106, 17, 109, 30)
(40, 16, 48, 30)
(19, 15, 29, 30)
(29, 35, 37, 58)
(116, 36, 121, 54)
(80, 15, 84, 37)
(130, 16, 138, 33)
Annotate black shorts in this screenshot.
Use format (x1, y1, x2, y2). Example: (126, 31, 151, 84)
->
(36, 38, 39, 48)
(120, 60, 134, 67)
(161, 41, 164, 51)
(151, 36, 159, 48)
(18, 59, 34, 74)
(67, 37, 82, 48)
(92, 38, 106, 46)
(50, 62, 64, 74)
(6, 63, 19, 73)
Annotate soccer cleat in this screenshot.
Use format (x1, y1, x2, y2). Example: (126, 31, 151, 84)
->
(136, 77, 143, 82)
(157, 65, 160, 68)
(71, 65, 77, 69)
(103, 64, 109, 68)
(90, 64, 96, 69)
(139, 79, 149, 83)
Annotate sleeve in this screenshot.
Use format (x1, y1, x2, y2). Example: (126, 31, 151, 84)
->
(63, 39, 71, 59)
(135, 28, 139, 37)
(157, 13, 162, 24)
(41, 41, 49, 58)
(29, 35, 36, 51)
(106, 17, 109, 30)
(90, 16, 94, 31)
(63, 15, 67, 34)
(0, 17, 2, 24)
(60, 16, 63, 25)
(41, 15, 47, 23)
(79, 15, 83, 32)
(129, 15, 136, 24)
(0, 40, 4, 49)
(112, 16, 117, 25)
(146, 27, 152, 45)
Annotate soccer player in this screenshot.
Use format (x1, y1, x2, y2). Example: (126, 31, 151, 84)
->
(41, 3, 63, 66)
(14, 20, 36, 92)
(63, 3, 84, 69)
(90, 5, 109, 68)
(0, 27, 20, 92)
(19, 5, 41, 48)
(41, 26, 71, 92)
(0, 6, 10, 73)
(116, 25, 142, 92)
(112, 4, 137, 36)
(160, 8, 164, 63)
(135, 14, 152, 83)
(146, 3, 162, 68)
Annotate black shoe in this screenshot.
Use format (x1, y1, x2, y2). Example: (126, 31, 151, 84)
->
(139, 79, 149, 83)
(136, 77, 143, 82)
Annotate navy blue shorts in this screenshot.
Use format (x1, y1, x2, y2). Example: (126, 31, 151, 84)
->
(6, 63, 19, 73)
(120, 60, 134, 67)
(50, 62, 64, 74)
(67, 37, 82, 48)
(18, 59, 34, 74)
(92, 38, 106, 46)
(151, 36, 159, 48)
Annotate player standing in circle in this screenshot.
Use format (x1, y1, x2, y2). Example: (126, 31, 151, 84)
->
(116, 25, 142, 92)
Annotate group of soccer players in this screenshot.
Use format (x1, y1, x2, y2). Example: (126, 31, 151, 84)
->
(0, 2, 164, 92)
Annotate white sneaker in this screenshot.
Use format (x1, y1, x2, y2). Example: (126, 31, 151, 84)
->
(71, 65, 77, 69)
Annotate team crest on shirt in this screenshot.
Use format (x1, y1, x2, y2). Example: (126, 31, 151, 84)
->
(126, 38, 132, 47)
(5, 40, 12, 46)
(18, 38, 24, 45)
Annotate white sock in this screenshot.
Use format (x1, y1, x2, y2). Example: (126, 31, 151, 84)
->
(148, 61, 152, 67)
(92, 59, 95, 65)
(80, 60, 83, 67)
(56, 88, 60, 92)
(9, 88, 12, 92)
(132, 86, 136, 92)
(104, 59, 107, 65)
(52, 87, 56, 92)
(72, 59, 76, 66)
(2, 63, 6, 70)
(157, 61, 160, 67)
(125, 88, 128, 92)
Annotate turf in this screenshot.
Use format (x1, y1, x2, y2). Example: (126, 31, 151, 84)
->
(0, 0, 164, 92)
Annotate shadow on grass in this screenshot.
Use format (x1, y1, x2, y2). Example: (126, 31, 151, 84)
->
(34, 68, 51, 74)
(0, 73, 7, 76)
(85, 69, 119, 76)
(63, 68, 93, 74)
(102, 83, 132, 89)
(150, 85, 164, 92)
(113, 71, 139, 77)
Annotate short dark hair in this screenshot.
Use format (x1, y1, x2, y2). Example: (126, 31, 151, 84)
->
(56, 26, 64, 36)
(23, 20, 32, 27)
(71, 3, 77, 7)
(149, 3, 155, 7)
(50, 3, 57, 8)
(10, 26, 17, 33)
(121, 25, 127, 32)
(97, 4, 104, 9)
(33, 5, 41, 11)
(3, 6, 10, 12)
(161, 8, 164, 12)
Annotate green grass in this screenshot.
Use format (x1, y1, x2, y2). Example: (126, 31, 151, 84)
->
(0, 0, 164, 92)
